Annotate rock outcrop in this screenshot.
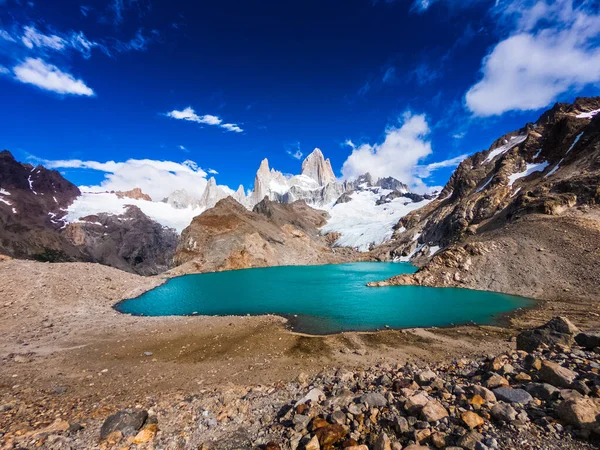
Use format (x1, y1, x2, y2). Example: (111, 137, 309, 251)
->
(0, 150, 84, 261)
(173, 197, 355, 273)
(115, 188, 152, 201)
(369, 97, 600, 301)
(64, 205, 178, 275)
(300, 148, 337, 186)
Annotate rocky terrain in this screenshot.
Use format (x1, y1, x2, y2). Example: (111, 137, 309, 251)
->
(369, 98, 600, 301)
(3, 309, 600, 449)
(173, 197, 358, 274)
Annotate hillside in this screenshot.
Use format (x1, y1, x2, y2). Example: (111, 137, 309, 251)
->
(369, 98, 600, 302)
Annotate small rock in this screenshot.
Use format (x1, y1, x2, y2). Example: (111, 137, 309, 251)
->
(295, 388, 326, 407)
(360, 392, 388, 408)
(133, 424, 157, 444)
(420, 400, 448, 422)
(458, 431, 484, 450)
(461, 411, 485, 429)
(490, 403, 518, 422)
(524, 383, 559, 402)
(416, 370, 437, 385)
(100, 409, 148, 439)
(330, 410, 346, 425)
(575, 331, 600, 349)
(492, 388, 533, 404)
(305, 435, 320, 450)
(484, 374, 509, 389)
(266, 442, 282, 450)
(374, 432, 392, 450)
(314, 424, 347, 448)
(538, 361, 578, 388)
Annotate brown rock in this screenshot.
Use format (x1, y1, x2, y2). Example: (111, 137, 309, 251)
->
(106, 430, 123, 445)
(414, 428, 432, 444)
(484, 374, 509, 389)
(430, 431, 447, 448)
(539, 361, 578, 388)
(420, 400, 449, 422)
(405, 393, 429, 413)
(461, 411, 485, 429)
(266, 442, 282, 450)
(557, 398, 600, 429)
(133, 424, 157, 444)
(315, 424, 347, 448)
(311, 418, 329, 431)
(306, 435, 321, 450)
(374, 432, 392, 450)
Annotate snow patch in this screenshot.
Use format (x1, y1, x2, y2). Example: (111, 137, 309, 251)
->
(0, 188, 11, 196)
(566, 132, 583, 154)
(0, 197, 11, 206)
(508, 162, 549, 187)
(66, 192, 204, 233)
(545, 159, 564, 178)
(482, 135, 527, 165)
(476, 176, 493, 192)
(429, 245, 441, 256)
(511, 187, 522, 198)
(396, 244, 424, 262)
(533, 148, 542, 160)
(576, 108, 600, 119)
(321, 190, 431, 252)
(12, 208, 17, 214)
(27, 175, 38, 195)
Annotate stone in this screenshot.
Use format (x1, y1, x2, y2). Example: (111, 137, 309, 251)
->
(266, 442, 282, 450)
(106, 430, 123, 445)
(100, 409, 148, 439)
(314, 424, 347, 448)
(490, 403, 518, 422)
(374, 432, 392, 450)
(394, 416, 410, 434)
(492, 388, 533, 404)
(575, 331, 600, 349)
(405, 393, 429, 413)
(468, 385, 496, 403)
(391, 444, 403, 450)
(484, 374, 509, 389)
(346, 446, 369, 450)
(133, 424, 157, 444)
(360, 392, 387, 408)
(414, 428, 431, 444)
(430, 431, 447, 448)
(311, 418, 329, 431)
(331, 410, 346, 425)
(461, 411, 485, 429)
(28, 419, 70, 437)
(524, 383, 560, 402)
(305, 435, 320, 450)
(514, 372, 532, 382)
(404, 446, 430, 450)
(416, 370, 437, 385)
(516, 317, 578, 352)
(539, 361, 578, 388)
(295, 388, 326, 407)
(557, 398, 600, 429)
(420, 400, 448, 422)
(294, 414, 311, 431)
(458, 431, 484, 450)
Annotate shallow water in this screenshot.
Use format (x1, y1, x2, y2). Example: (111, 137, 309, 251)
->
(116, 262, 534, 334)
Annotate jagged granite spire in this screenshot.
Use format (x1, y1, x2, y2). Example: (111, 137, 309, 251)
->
(301, 148, 336, 186)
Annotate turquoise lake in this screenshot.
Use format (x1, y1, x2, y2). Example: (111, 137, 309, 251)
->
(116, 262, 534, 335)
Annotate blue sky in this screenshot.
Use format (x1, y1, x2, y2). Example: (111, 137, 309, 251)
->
(1, 0, 599, 196)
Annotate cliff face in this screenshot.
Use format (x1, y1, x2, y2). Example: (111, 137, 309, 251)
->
(173, 197, 355, 274)
(370, 97, 600, 302)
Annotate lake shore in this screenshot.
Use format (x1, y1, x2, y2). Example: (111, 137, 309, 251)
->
(1, 258, 600, 448)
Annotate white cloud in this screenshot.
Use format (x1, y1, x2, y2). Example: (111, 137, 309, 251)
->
(286, 149, 303, 160)
(466, 0, 600, 116)
(22, 26, 66, 51)
(208, 168, 219, 175)
(13, 58, 95, 96)
(0, 65, 9, 75)
(341, 113, 465, 191)
(43, 158, 210, 201)
(166, 107, 244, 133)
(0, 29, 16, 42)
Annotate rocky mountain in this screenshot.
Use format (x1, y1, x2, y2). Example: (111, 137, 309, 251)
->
(64, 205, 178, 276)
(172, 197, 357, 274)
(0, 151, 178, 274)
(369, 97, 600, 302)
(162, 189, 202, 209)
(0, 150, 84, 261)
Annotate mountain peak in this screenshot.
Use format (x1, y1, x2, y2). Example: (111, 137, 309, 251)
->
(301, 148, 336, 186)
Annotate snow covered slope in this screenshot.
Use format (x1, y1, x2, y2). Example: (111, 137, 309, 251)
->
(321, 189, 431, 251)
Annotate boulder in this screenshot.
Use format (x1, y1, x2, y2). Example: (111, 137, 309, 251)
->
(461, 411, 485, 429)
(575, 331, 600, 349)
(557, 398, 600, 430)
(538, 361, 577, 388)
(405, 393, 430, 413)
(314, 424, 347, 448)
(516, 317, 579, 352)
(467, 385, 496, 403)
(492, 388, 534, 405)
(100, 409, 148, 439)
